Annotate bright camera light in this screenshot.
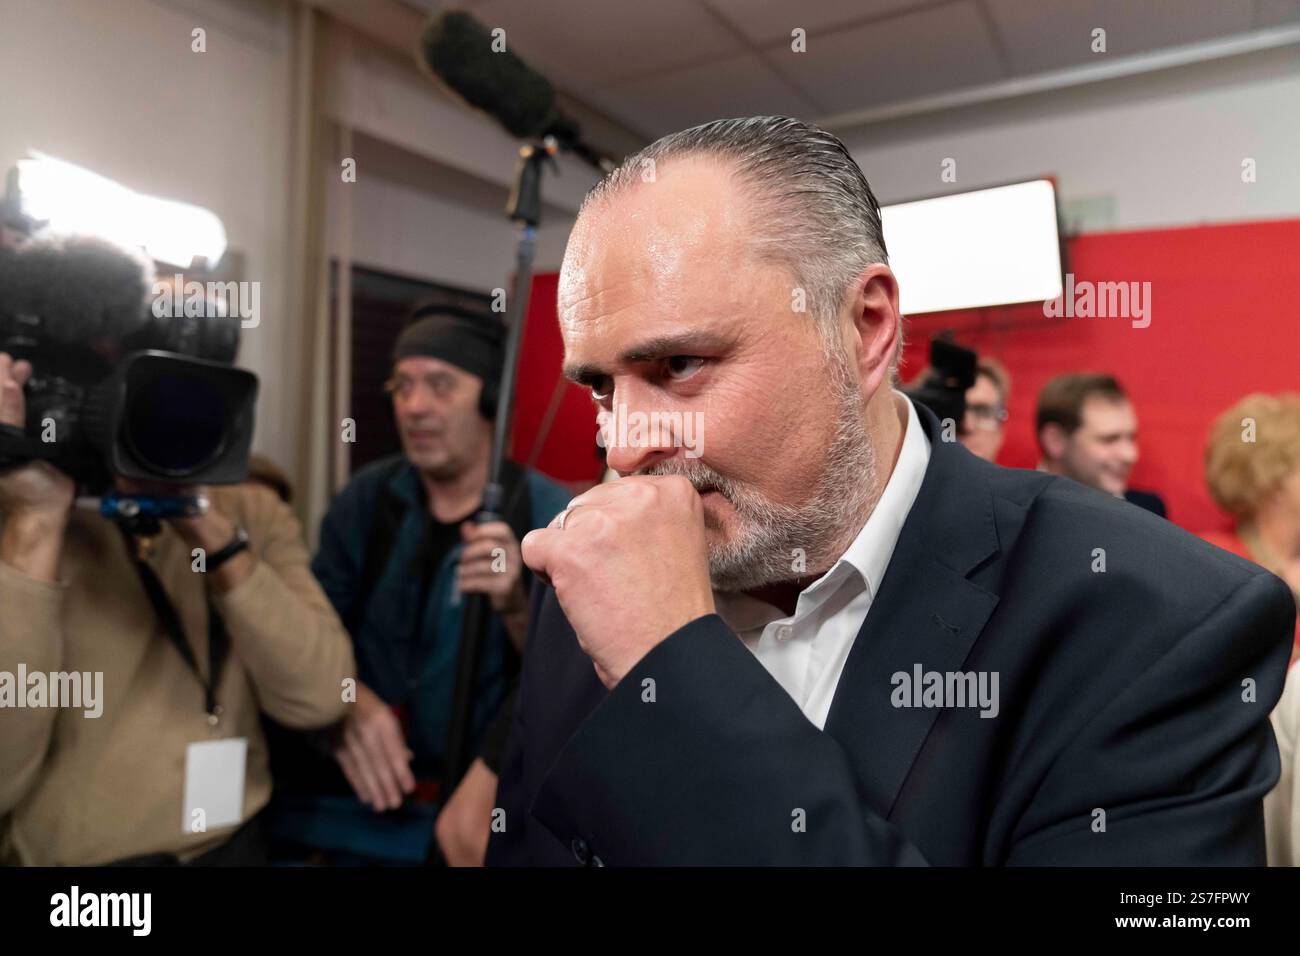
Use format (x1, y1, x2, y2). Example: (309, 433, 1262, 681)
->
(14, 152, 227, 268)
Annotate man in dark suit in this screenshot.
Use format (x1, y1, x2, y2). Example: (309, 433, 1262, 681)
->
(487, 117, 1294, 866)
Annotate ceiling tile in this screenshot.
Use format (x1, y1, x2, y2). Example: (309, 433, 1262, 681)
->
(770, 1, 1006, 115)
(585, 51, 818, 137)
(985, 0, 1260, 74)
(703, 0, 935, 45)
(1256, 0, 1300, 27)
(471, 0, 744, 92)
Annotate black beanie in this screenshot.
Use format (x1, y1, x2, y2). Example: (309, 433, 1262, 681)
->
(391, 307, 504, 385)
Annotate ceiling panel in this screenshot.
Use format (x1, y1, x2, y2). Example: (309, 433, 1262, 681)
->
(401, 0, 497, 9)
(586, 51, 819, 137)
(471, 0, 744, 93)
(1257, 0, 1300, 27)
(986, 0, 1259, 75)
(703, 0, 935, 45)
(771, 1, 1006, 114)
(396, 0, 1299, 143)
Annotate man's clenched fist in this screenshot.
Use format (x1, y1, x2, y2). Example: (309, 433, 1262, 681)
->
(520, 475, 715, 689)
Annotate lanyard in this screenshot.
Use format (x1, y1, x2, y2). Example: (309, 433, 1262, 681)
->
(123, 529, 229, 725)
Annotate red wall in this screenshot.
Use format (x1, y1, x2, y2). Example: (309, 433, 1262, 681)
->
(511, 218, 1300, 530)
(509, 272, 605, 488)
(902, 217, 1300, 534)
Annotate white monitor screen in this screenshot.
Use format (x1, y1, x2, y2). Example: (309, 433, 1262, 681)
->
(881, 179, 1064, 315)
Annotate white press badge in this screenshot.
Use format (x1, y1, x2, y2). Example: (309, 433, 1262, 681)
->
(182, 737, 247, 834)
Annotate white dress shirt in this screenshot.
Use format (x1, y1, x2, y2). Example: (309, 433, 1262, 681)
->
(713, 392, 931, 729)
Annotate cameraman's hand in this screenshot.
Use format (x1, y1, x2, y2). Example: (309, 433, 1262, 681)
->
(116, 478, 255, 593)
(335, 680, 416, 812)
(0, 354, 75, 517)
(0, 353, 74, 582)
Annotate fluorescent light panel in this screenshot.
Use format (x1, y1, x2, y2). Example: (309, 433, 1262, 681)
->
(882, 179, 1063, 315)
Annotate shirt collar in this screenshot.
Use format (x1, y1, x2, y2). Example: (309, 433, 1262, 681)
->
(831, 390, 931, 602)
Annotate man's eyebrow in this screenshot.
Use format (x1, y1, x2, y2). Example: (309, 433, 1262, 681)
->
(564, 363, 606, 387)
(563, 331, 731, 384)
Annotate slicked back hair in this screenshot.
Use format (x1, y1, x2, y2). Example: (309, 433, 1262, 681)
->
(581, 116, 899, 376)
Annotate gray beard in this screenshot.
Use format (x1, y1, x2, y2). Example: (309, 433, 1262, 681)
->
(645, 362, 881, 593)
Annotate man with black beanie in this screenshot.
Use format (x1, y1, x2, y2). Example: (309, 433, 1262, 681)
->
(265, 306, 569, 866)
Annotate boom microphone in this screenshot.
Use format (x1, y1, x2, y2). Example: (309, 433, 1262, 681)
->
(417, 10, 614, 173)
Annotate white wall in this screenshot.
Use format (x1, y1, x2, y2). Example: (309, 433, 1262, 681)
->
(837, 43, 1300, 232)
(320, 25, 589, 289)
(337, 132, 576, 292)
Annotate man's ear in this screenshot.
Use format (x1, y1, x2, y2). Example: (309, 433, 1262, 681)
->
(1039, 423, 1067, 462)
(847, 263, 901, 397)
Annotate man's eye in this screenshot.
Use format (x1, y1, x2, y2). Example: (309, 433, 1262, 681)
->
(589, 377, 612, 401)
(665, 356, 705, 381)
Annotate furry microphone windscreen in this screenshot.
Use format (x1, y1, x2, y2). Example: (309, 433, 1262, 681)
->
(0, 232, 155, 344)
(418, 9, 560, 141)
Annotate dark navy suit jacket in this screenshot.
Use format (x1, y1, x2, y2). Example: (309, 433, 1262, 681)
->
(487, 401, 1296, 865)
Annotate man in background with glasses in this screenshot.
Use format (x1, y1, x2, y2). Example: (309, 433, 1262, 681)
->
(960, 358, 1011, 463)
(264, 307, 569, 866)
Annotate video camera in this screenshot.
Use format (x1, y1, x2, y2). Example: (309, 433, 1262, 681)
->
(0, 213, 257, 490)
(902, 337, 978, 429)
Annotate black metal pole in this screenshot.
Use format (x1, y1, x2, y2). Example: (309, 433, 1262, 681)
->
(431, 142, 551, 862)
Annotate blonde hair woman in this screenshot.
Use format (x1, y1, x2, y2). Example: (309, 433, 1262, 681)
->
(1204, 394, 1300, 865)
(1203, 393, 1300, 652)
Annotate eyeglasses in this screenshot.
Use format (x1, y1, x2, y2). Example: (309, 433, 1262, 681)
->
(383, 372, 458, 400)
(965, 403, 1009, 431)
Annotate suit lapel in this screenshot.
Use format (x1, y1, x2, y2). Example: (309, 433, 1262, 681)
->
(823, 401, 1001, 818)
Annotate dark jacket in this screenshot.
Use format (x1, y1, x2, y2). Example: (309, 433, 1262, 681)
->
(311, 455, 568, 772)
(265, 455, 568, 863)
(1124, 488, 1167, 518)
(488, 401, 1296, 865)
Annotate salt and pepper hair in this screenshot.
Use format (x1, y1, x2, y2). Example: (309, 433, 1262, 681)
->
(582, 116, 902, 379)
